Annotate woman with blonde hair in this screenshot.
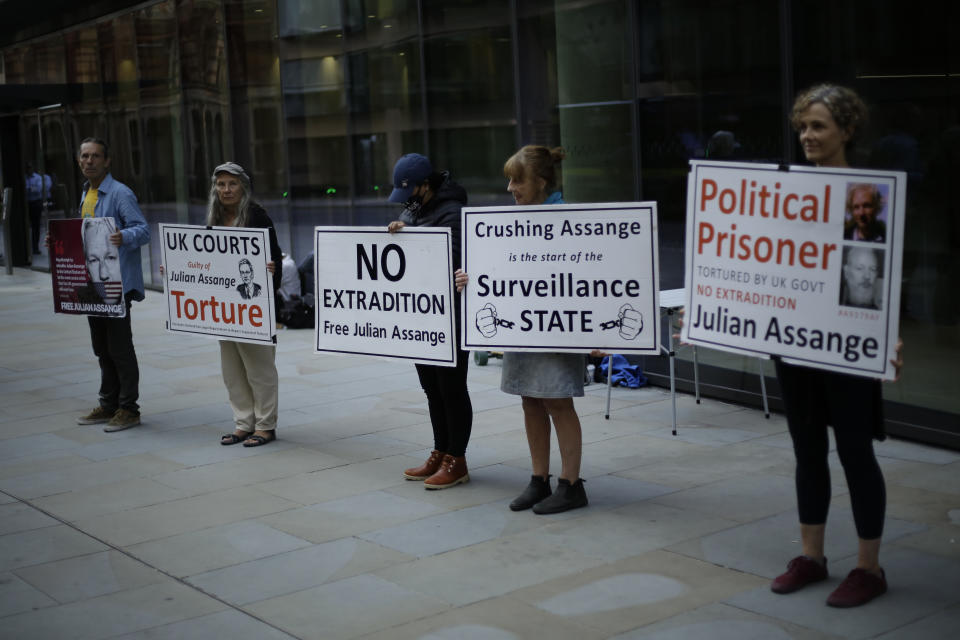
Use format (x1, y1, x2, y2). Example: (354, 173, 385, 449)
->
(458, 145, 589, 514)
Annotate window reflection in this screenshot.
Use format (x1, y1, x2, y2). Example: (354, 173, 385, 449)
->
(0, 0, 956, 432)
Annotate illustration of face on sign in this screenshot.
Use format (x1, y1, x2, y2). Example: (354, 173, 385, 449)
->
(82, 218, 122, 304)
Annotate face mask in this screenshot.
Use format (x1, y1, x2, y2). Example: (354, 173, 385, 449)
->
(403, 193, 423, 214)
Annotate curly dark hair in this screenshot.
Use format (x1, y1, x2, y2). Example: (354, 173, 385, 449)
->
(790, 84, 868, 146)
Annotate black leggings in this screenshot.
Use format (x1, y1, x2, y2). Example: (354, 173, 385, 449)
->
(415, 347, 472, 457)
(776, 361, 886, 540)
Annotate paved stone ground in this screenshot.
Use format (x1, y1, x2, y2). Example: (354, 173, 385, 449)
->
(1, 267, 958, 640)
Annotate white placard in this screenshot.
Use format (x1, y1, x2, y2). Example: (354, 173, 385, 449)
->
(461, 202, 660, 354)
(314, 227, 456, 366)
(160, 224, 276, 344)
(681, 160, 906, 379)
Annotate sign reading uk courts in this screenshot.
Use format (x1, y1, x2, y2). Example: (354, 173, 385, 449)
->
(160, 224, 276, 345)
(461, 202, 660, 354)
(681, 160, 906, 379)
(314, 227, 457, 366)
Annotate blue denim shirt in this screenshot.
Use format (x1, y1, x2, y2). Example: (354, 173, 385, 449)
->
(25, 172, 43, 202)
(80, 174, 151, 300)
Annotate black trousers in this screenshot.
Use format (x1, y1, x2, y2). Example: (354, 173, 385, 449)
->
(88, 301, 140, 413)
(776, 360, 886, 539)
(28, 199, 42, 253)
(415, 346, 472, 457)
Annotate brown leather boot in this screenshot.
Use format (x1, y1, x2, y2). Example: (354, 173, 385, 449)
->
(403, 450, 444, 480)
(423, 454, 469, 490)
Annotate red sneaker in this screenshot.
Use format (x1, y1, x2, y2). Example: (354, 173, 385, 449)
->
(770, 555, 829, 594)
(826, 568, 887, 607)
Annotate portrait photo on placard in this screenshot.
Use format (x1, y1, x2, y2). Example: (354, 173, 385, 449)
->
(838, 245, 884, 311)
(843, 182, 888, 243)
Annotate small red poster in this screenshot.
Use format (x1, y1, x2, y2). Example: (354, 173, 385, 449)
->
(49, 218, 126, 317)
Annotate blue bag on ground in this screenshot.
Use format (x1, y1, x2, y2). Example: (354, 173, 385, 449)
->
(600, 354, 647, 388)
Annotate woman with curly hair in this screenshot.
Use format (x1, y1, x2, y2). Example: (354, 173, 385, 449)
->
(770, 84, 903, 608)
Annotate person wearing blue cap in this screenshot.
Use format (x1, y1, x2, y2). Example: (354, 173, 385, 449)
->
(387, 153, 474, 489)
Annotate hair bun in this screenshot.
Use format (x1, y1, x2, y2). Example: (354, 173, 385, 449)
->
(550, 147, 566, 163)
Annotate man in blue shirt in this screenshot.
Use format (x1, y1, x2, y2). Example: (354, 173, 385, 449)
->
(24, 163, 43, 254)
(72, 138, 151, 432)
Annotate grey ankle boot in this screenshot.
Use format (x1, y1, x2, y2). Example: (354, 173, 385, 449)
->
(509, 474, 552, 511)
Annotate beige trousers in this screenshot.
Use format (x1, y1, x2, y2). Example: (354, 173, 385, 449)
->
(219, 341, 278, 432)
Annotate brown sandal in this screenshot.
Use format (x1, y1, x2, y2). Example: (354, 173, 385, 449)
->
(242, 432, 276, 447)
(220, 432, 252, 446)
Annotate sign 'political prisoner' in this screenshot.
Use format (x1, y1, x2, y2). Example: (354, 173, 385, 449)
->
(49, 218, 126, 318)
(160, 224, 276, 344)
(314, 227, 456, 366)
(681, 160, 906, 379)
(461, 202, 660, 354)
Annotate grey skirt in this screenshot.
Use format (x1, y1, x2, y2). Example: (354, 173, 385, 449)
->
(500, 352, 586, 398)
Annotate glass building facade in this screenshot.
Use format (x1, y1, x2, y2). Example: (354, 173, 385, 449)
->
(1, 0, 957, 446)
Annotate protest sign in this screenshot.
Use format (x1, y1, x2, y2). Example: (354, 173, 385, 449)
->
(49, 218, 126, 317)
(160, 224, 276, 344)
(681, 160, 905, 379)
(461, 203, 660, 354)
(314, 227, 456, 366)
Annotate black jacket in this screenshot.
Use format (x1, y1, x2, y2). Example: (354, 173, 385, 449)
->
(247, 202, 283, 292)
(399, 172, 467, 270)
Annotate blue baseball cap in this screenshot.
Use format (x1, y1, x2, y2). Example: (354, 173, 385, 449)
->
(388, 153, 433, 203)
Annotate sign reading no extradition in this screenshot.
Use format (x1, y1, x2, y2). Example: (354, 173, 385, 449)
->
(160, 224, 276, 345)
(461, 203, 660, 354)
(314, 227, 456, 366)
(681, 160, 906, 379)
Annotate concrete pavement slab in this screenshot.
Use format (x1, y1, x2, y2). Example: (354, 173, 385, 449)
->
(0, 580, 226, 640)
(149, 446, 347, 496)
(124, 520, 312, 578)
(358, 502, 546, 558)
(0, 452, 185, 499)
(13, 550, 165, 603)
(72, 487, 301, 547)
(186, 537, 412, 605)
(258, 489, 442, 543)
(614, 439, 795, 489)
(0, 572, 57, 617)
(257, 454, 424, 506)
(513, 550, 766, 637)
(608, 602, 838, 639)
(110, 609, 295, 640)
(528, 503, 739, 564)
(357, 596, 604, 640)
(649, 471, 797, 523)
(0, 524, 107, 572)
(245, 573, 449, 640)
(0, 500, 59, 534)
(373, 533, 616, 607)
(873, 603, 960, 639)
